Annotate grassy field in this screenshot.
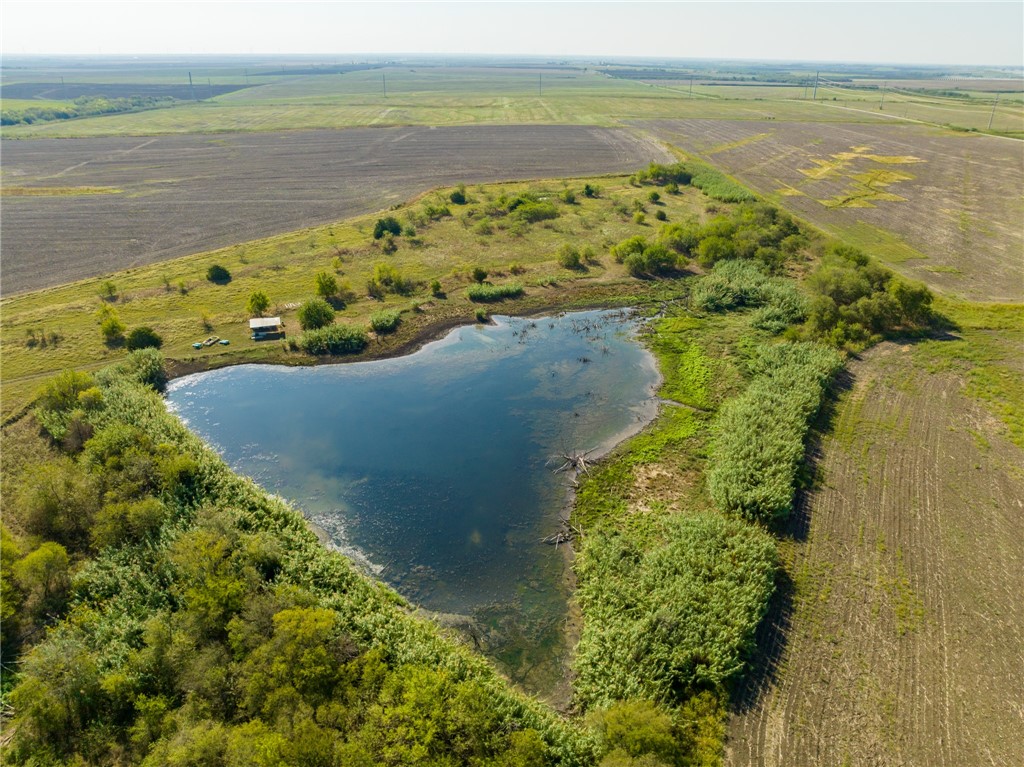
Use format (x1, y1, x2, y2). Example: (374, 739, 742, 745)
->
(2, 66, 909, 137)
(0, 173, 710, 419)
(639, 119, 1024, 302)
(1, 125, 668, 295)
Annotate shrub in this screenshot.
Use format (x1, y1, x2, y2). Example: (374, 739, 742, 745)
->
(247, 291, 271, 316)
(429, 279, 443, 297)
(582, 183, 599, 198)
(298, 324, 369, 355)
(474, 308, 489, 323)
(466, 283, 524, 302)
(125, 327, 163, 351)
(99, 281, 118, 300)
(423, 202, 451, 220)
(449, 185, 467, 205)
(368, 262, 411, 296)
(97, 305, 125, 345)
(372, 216, 402, 239)
(314, 272, 337, 300)
(206, 265, 231, 284)
(296, 298, 335, 331)
(102, 349, 168, 392)
(369, 309, 401, 334)
(647, 191, 661, 203)
(632, 212, 646, 225)
(559, 189, 576, 204)
(471, 267, 488, 284)
(654, 210, 667, 222)
(556, 244, 583, 270)
(511, 201, 558, 223)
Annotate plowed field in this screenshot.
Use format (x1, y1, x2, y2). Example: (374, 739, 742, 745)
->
(0, 125, 669, 295)
(638, 119, 1024, 302)
(727, 341, 1024, 766)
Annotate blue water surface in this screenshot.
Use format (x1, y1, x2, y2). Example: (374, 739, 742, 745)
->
(166, 309, 659, 690)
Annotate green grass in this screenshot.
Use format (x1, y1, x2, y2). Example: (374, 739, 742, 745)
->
(913, 298, 1024, 447)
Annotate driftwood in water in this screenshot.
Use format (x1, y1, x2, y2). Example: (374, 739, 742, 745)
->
(551, 449, 595, 480)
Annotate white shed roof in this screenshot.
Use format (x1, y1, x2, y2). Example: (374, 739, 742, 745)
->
(249, 317, 282, 329)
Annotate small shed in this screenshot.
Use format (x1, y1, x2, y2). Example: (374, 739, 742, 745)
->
(249, 317, 283, 338)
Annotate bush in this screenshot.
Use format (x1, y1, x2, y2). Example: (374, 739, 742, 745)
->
(247, 291, 271, 316)
(466, 283, 524, 302)
(707, 342, 844, 522)
(298, 324, 369, 355)
(369, 309, 401, 334)
(647, 191, 661, 203)
(559, 189, 576, 204)
(125, 327, 163, 351)
(449, 185, 467, 205)
(582, 183, 600, 198)
(654, 210, 667, 222)
(429, 279, 443, 297)
(314, 272, 338, 300)
(556, 244, 583, 270)
(206, 265, 231, 284)
(510, 201, 559, 223)
(471, 267, 488, 284)
(296, 298, 335, 331)
(372, 216, 402, 239)
(611, 236, 677, 277)
(104, 348, 168, 392)
(380, 233, 398, 255)
(368, 262, 411, 296)
(97, 305, 125, 345)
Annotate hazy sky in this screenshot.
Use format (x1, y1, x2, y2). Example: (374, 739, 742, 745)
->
(2, 1, 1022, 66)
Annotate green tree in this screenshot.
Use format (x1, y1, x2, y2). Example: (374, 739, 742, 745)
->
(126, 326, 163, 350)
(97, 304, 126, 345)
(372, 216, 402, 239)
(247, 291, 271, 317)
(12, 542, 71, 621)
(471, 267, 488, 284)
(207, 264, 232, 284)
(314, 272, 338, 300)
(297, 298, 335, 331)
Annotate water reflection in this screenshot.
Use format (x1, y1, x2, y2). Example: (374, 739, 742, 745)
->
(166, 309, 659, 698)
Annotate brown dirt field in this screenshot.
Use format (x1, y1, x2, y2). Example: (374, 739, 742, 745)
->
(727, 342, 1024, 767)
(637, 119, 1024, 302)
(0, 125, 669, 295)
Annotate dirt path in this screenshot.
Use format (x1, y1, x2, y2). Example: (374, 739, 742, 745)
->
(727, 341, 1024, 766)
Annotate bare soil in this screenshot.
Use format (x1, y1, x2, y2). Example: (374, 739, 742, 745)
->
(0, 126, 669, 295)
(638, 119, 1024, 302)
(727, 341, 1024, 766)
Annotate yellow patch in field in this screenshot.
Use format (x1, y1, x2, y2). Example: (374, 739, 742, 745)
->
(776, 185, 806, 197)
(707, 131, 773, 154)
(1, 186, 122, 197)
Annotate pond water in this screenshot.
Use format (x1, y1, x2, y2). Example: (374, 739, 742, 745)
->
(166, 309, 659, 697)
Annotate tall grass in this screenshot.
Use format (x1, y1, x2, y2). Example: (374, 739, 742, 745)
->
(707, 342, 844, 523)
(466, 283, 524, 302)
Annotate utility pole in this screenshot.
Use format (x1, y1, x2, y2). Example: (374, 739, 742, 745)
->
(382, 73, 386, 97)
(812, 70, 819, 101)
(689, 74, 693, 98)
(188, 72, 196, 101)
(538, 73, 542, 96)
(988, 93, 999, 130)
(879, 81, 886, 110)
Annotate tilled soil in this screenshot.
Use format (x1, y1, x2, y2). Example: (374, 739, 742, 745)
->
(727, 342, 1024, 766)
(1, 125, 670, 295)
(637, 119, 1024, 302)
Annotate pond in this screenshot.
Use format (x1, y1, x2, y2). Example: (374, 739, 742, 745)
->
(165, 309, 660, 699)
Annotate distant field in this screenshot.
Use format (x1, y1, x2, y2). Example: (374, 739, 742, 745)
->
(639, 119, 1024, 302)
(0, 82, 252, 100)
(1, 66, 902, 137)
(0, 125, 669, 295)
(728, 337, 1024, 767)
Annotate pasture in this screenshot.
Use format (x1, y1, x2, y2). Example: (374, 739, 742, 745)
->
(0, 125, 669, 295)
(639, 119, 1024, 302)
